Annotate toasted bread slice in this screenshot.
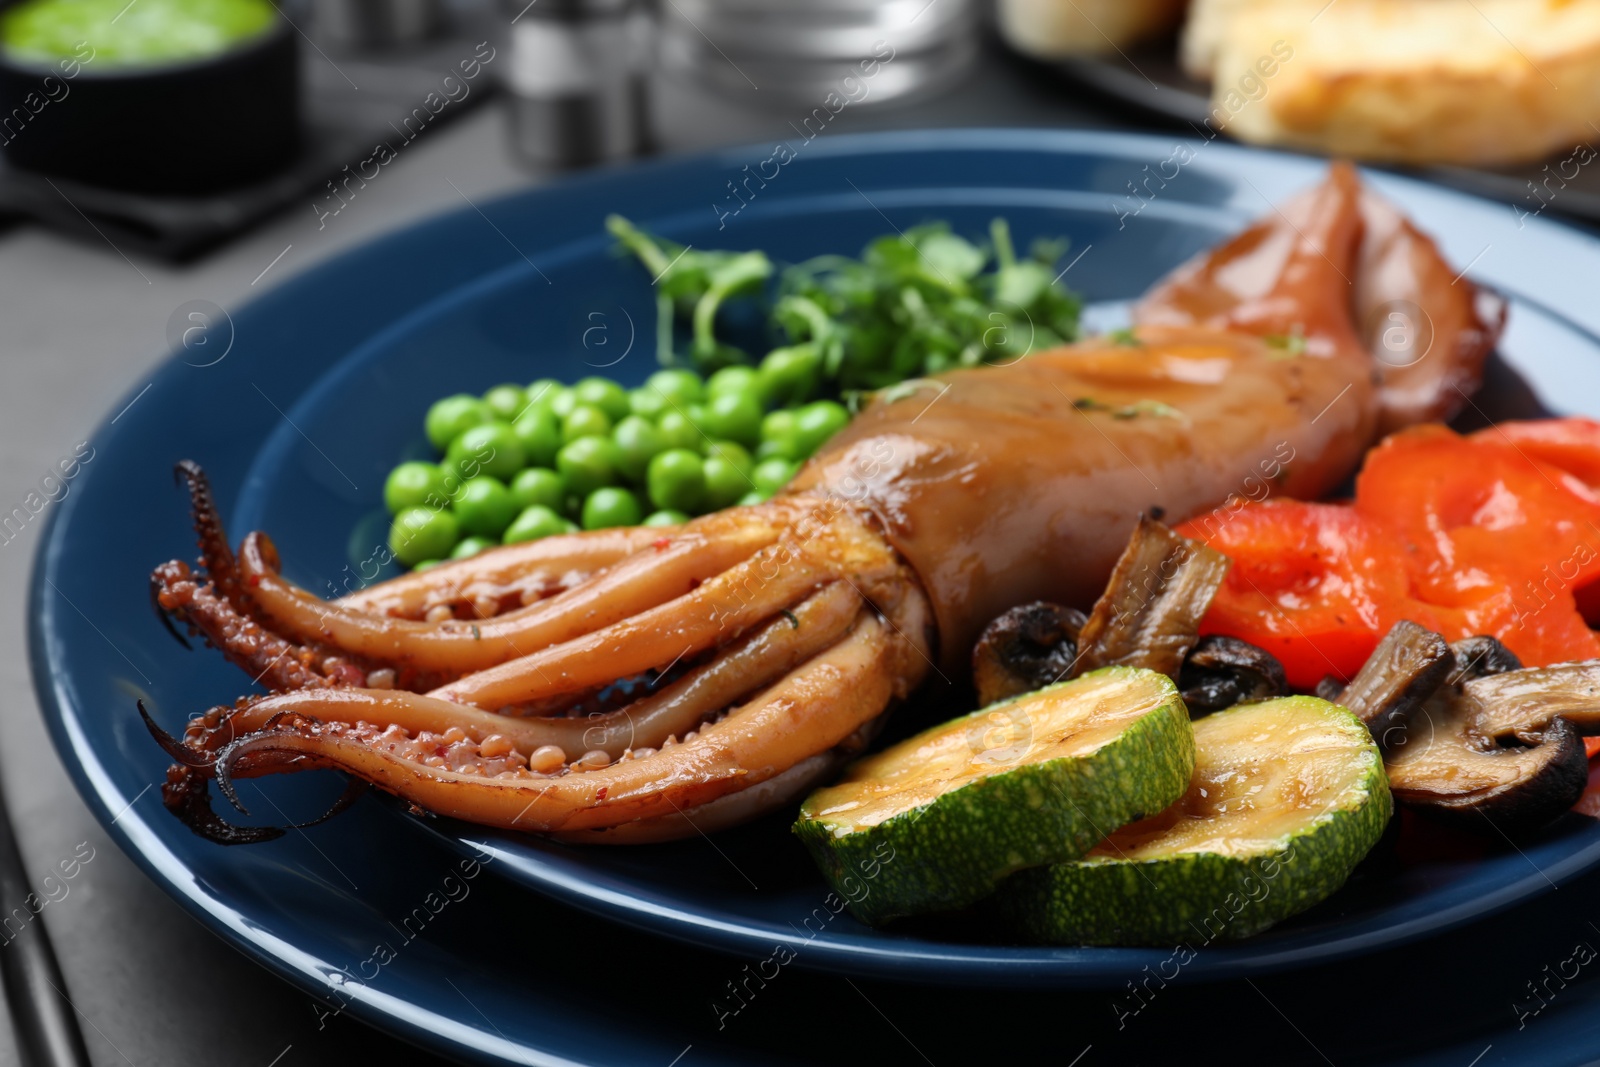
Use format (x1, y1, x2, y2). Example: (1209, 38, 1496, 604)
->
(1181, 0, 1299, 78)
(1210, 0, 1600, 165)
(997, 0, 1189, 57)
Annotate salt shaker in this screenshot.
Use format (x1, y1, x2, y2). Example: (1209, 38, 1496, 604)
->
(501, 0, 651, 168)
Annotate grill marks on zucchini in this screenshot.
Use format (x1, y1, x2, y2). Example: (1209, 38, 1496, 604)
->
(992, 697, 1391, 945)
(793, 668, 1194, 925)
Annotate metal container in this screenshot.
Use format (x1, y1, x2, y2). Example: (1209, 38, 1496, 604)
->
(658, 0, 976, 105)
(502, 0, 650, 168)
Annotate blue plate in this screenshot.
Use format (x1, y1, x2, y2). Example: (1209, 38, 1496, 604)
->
(30, 129, 1600, 1065)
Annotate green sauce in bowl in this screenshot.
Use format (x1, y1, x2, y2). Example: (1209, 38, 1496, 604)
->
(1, 0, 277, 66)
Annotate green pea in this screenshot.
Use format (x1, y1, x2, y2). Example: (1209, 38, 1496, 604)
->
(703, 454, 751, 510)
(548, 388, 579, 420)
(702, 392, 763, 447)
(572, 377, 631, 422)
(445, 422, 526, 482)
(512, 406, 563, 468)
(759, 409, 806, 460)
(795, 400, 850, 455)
(384, 461, 449, 514)
(704, 440, 753, 475)
(452, 476, 518, 538)
(556, 437, 619, 497)
(525, 379, 568, 412)
(656, 410, 704, 452)
(510, 467, 565, 512)
(562, 404, 613, 443)
(483, 383, 529, 421)
(613, 415, 666, 482)
(707, 365, 764, 403)
(736, 490, 767, 507)
(629, 387, 669, 421)
(503, 505, 568, 544)
(582, 487, 644, 530)
(760, 409, 798, 443)
(643, 509, 690, 527)
(413, 559, 444, 571)
(752, 457, 798, 497)
(757, 345, 820, 406)
(390, 506, 459, 566)
(644, 368, 704, 407)
(425, 394, 489, 451)
(647, 449, 706, 513)
(451, 536, 495, 560)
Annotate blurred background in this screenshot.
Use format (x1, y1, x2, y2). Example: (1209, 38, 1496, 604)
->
(0, 0, 1596, 1063)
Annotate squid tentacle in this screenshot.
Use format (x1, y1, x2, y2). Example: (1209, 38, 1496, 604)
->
(175, 460, 243, 601)
(157, 583, 929, 838)
(158, 764, 370, 846)
(140, 700, 212, 768)
(151, 559, 357, 691)
(149, 569, 192, 650)
(173, 579, 868, 762)
(236, 512, 786, 675)
(333, 526, 669, 620)
(201, 605, 925, 833)
(553, 718, 885, 844)
(428, 499, 903, 710)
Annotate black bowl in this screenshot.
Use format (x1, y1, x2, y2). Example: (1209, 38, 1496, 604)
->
(0, 13, 300, 194)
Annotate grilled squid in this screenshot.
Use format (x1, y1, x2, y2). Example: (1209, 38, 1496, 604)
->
(148, 162, 1503, 842)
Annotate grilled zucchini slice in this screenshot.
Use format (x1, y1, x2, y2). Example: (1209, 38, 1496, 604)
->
(994, 696, 1390, 945)
(793, 667, 1194, 925)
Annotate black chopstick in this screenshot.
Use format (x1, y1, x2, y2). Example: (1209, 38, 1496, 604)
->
(0, 777, 92, 1067)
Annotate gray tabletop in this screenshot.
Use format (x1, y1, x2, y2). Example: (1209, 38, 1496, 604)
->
(0, 36, 1141, 1067)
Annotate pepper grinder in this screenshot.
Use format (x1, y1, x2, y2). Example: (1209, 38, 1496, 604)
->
(502, 0, 651, 168)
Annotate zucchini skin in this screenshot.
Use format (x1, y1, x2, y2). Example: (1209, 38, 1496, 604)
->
(793, 668, 1195, 925)
(995, 698, 1393, 946)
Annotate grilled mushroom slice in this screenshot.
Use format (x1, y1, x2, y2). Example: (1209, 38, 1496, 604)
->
(1177, 635, 1288, 715)
(1074, 516, 1231, 678)
(1385, 698, 1587, 835)
(1321, 620, 1454, 743)
(1380, 635, 1587, 835)
(971, 602, 1087, 708)
(1465, 661, 1600, 744)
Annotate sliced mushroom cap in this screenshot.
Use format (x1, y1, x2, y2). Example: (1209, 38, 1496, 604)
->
(1385, 695, 1588, 836)
(1177, 635, 1288, 715)
(1466, 662, 1600, 745)
(1074, 516, 1231, 679)
(970, 601, 1087, 708)
(1450, 635, 1524, 681)
(1327, 620, 1454, 742)
(1381, 635, 1586, 835)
